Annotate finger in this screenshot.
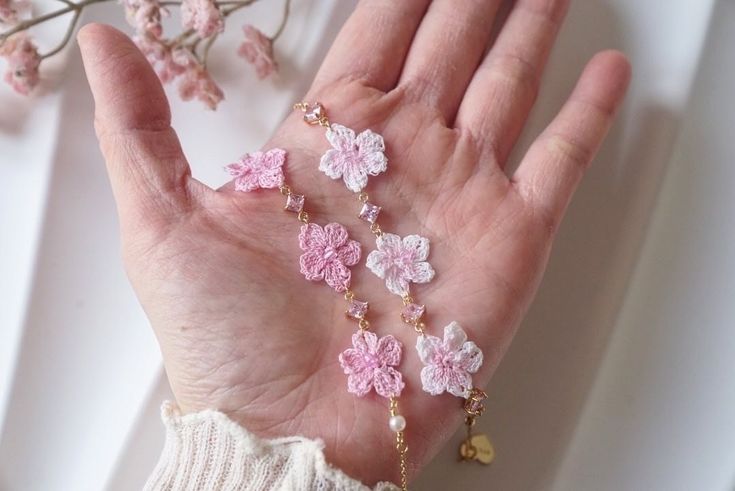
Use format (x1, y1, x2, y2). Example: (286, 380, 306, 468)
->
(512, 51, 631, 231)
(312, 0, 431, 92)
(455, 0, 570, 166)
(398, 0, 503, 123)
(78, 23, 194, 223)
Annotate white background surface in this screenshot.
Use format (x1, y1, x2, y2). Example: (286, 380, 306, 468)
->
(1, 0, 733, 490)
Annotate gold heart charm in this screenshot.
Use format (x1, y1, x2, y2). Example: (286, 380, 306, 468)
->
(459, 434, 495, 465)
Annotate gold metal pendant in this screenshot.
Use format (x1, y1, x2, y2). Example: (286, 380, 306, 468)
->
(459, 433, 495, 465)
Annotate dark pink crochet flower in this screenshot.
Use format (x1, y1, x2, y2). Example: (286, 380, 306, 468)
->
(416, 322, 483, 398)
(238, 25, 277, 79)
(226, 149, 285, 191)
(339, 330, 405, 398)
(299, 222, 360, 292)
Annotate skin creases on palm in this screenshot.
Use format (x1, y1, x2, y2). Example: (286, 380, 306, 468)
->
(122, 80, 553, 484)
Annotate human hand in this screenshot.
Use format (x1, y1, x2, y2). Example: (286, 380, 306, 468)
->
(78, 0, 630, 485)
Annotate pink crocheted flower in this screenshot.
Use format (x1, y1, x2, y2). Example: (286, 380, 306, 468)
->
(299, 222, 361, 292)
(237, 25, 277, 79)
(0, 35, 40, 95)
(181, 0, 223, 38)
(226, 148, 285, 192)
(416, 322, 483, 398)
(319, 124, 387, 192)
(366, 233, 435, 296)
(339, 330, 405, 398)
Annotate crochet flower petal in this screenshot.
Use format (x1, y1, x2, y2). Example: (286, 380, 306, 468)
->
(356, 128, 385, 154)
(377, 233, 402, 252)
(299, 223, 326, 251)
(347, 372, 373, 397)
(225, 161, 247, 177)
(261, 148, 286, 170)
(299, 251, 326, 281)
(443, 321, 468, 352)
(337, 239, 361, 267)
(402, 235, 430, 262)
(384, 270, 410, 296)
(410, 261, 435, 284)
(420, 365, 448, 396)
(326, 124, 356, 151)
(373, 367, 405, 398)
(356, 130, 387, 175)
(376, 334, 402, 367)
(233, 172, 260, 192)
(323, 260, 351, 292)
(366, 250, 389, 278)
(257, 166, 284, 189)
(353, 329, 379, 354)
(445, 369, 473, 398)
(323, 222, 349, 248)
(416, 333, 444, 365)
(342, 164, 369, 193)
(319, 149, 345, 179)
(454, 341, 483, 374)
(339, 348, 368, 374)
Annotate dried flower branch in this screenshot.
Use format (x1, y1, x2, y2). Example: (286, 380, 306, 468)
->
(0, 0, 290, 109)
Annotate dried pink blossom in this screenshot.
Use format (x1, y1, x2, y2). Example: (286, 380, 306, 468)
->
(0, 0, 27, 24)
(339, 330, 405, 398)
(177, 62, 224, 110)
(319, 124, 387, 192)
(237, 24, 277, 79)
(226, 148, 285, 192)
(122, 0, 166, 38)
(366, 233, 435, 296)
(299, 222, 361, 293)
(0, 35, 40, 95)
(416, 322, 483, 398)
(181, 0, 223, 38)
(135, 36, 189, 83)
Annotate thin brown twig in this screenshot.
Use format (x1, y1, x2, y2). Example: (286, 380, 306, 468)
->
(0, 0, 112, 43)
(271, 0, 290, 41)
(40, 7, 82, 59)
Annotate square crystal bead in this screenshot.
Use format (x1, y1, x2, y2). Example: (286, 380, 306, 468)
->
(303, 102, 324, 124)
(346, 299, 369, 319)
(285, 193, 305, 213)
(358, 202, 381, 224)
(401, 303, 425, 324)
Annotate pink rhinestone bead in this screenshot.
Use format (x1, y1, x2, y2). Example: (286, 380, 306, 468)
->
(303, 102, 324, 124)
(401, 303, 425, 324)
(358, 202, 381, 224)
(346, 299, 369, 319)
(285, 193, 305, 213)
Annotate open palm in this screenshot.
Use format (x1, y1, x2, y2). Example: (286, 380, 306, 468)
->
(78, 0, 629, 486)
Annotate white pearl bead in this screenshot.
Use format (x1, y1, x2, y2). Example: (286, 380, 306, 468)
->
(389, 414, 406, 432)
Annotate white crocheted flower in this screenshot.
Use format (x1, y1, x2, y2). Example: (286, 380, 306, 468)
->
(319, 124, 387, 192)
(416, 322, 483, 398)
(366, 233, 435, 296)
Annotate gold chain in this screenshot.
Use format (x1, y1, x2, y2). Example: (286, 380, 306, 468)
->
(390, 397, 409, 491)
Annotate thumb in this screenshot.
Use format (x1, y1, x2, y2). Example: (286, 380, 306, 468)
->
(78, 23, 195, 229)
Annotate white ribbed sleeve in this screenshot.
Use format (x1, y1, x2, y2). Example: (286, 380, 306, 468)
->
(144, 402, 400, 491)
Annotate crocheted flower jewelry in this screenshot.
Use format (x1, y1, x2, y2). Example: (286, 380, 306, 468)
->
(294, 101, 493, 465)
(225, 148, 410, 488)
